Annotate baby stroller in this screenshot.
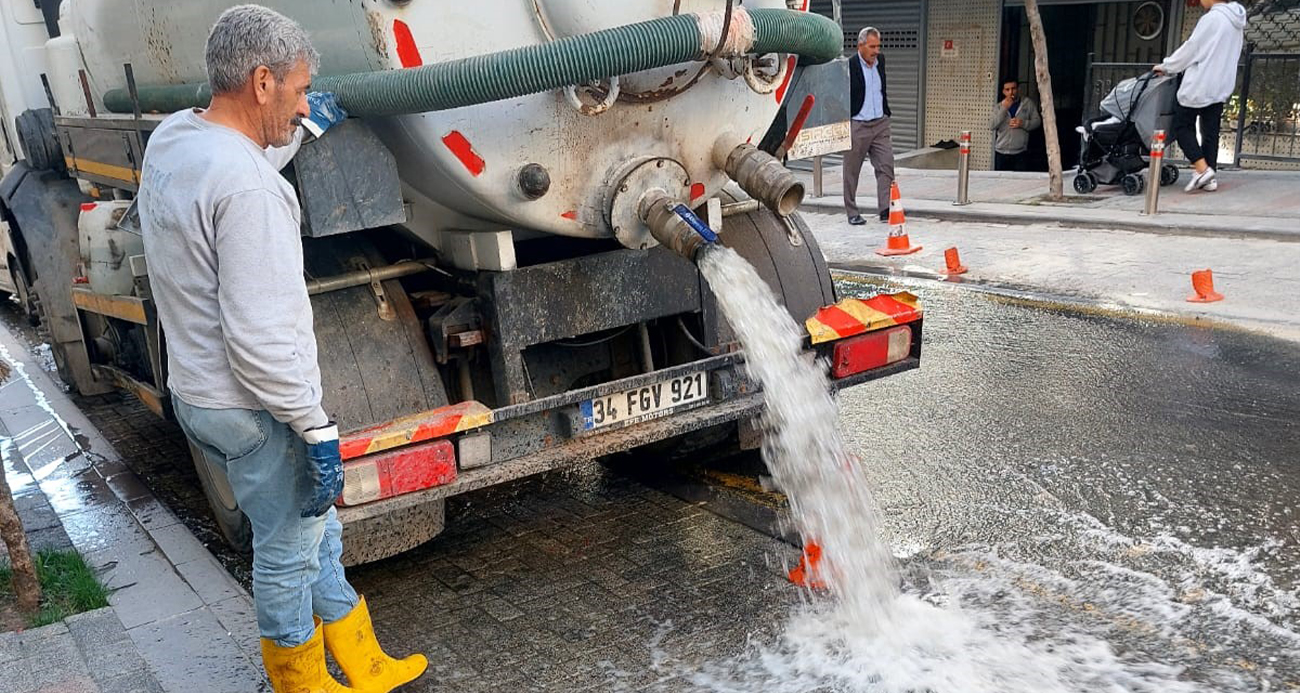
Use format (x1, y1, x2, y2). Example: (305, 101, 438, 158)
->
(1073, 71, 1180, 195)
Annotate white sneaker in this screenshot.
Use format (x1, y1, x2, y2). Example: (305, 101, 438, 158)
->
(1185, 167, 1216, 192)
(1203, 179, 1218, 192)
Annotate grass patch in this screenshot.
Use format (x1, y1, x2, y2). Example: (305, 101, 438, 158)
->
(0, 549, 109, 628)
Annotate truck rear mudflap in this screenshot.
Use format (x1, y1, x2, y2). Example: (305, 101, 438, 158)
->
(335, 291, 922, 525)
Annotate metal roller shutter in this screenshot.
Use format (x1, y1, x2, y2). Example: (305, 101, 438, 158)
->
(810, 0, 926, 152)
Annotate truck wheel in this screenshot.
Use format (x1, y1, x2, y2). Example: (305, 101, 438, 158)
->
(187, 441, 253, 555)
(15, 109, 64, 173)
(716, 196, 837, 325)
(10, 266, 39, 326)
(34, 296, 87, 392)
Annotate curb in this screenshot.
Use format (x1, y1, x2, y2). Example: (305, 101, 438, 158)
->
(0, 325, 267, 692)
(797, 196, 1300, 242)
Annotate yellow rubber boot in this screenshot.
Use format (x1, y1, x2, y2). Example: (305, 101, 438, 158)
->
(323, 597, 428, 693)
(260, 617, 355, 693)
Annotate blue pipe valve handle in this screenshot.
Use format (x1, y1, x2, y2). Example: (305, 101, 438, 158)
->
(672, 204, 719, 244)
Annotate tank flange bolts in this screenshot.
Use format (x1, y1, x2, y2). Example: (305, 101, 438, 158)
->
(518, 163, 551, 200)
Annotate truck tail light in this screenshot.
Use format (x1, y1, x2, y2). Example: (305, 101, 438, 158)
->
(831, 326, 912, 379)
(339, 440, 457, 507)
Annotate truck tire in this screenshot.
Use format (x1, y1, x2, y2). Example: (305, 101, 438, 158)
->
(187, 441, 253, 555)
(15, 109, 65, 174)
(10, 265, 39, 326)
(715, 195, 837, 325)
(4, 169, 109, 395)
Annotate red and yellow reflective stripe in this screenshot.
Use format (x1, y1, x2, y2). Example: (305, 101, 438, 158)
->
(805, 292, 922, 345)
(340, 401, 493, 460)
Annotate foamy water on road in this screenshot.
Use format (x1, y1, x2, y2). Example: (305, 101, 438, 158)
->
(685, 245, 1298, 692)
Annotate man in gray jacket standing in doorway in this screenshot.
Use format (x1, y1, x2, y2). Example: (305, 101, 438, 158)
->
(843, 26, 895, 225)
(991, 79, 1042, 171)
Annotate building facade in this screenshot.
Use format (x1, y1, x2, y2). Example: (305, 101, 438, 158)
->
(807, 0, 1298, 170)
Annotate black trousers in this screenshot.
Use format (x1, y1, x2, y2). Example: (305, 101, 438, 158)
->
(1171, 100, 1225, 170)
(994, 151, 1031, 172)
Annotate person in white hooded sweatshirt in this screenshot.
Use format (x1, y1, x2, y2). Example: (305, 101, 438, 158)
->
(1154, 0, 1247, 192)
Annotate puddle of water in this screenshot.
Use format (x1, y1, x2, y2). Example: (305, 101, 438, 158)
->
(683, 244, 1291, 692)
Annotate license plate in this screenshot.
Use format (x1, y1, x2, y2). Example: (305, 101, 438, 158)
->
(579, 371, 709, 431)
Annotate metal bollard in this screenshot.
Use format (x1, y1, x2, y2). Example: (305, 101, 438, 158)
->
(955, 131, 971, 206)
(812, 155, 824, 198)
(1143, 129, 1165, 216)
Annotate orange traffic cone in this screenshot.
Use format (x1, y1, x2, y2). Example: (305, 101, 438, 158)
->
(787, 541, 826, 590)
(1187, 269, 1224, 303)
(941, 247, 968, 276)
(875, 182, 922, 257)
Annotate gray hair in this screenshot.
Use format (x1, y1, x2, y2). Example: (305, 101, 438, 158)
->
(857, 27, 881, 44)
(205, 5, 320, 95)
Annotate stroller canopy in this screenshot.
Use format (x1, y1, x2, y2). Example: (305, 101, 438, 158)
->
(1099, 72, 1179, 144)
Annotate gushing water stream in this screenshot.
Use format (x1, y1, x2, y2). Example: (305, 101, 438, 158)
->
(683, 245, 1293, 692)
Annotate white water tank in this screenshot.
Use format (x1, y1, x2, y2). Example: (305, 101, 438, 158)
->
(78, 200, 142, 296)
(60, 0, 794, 245)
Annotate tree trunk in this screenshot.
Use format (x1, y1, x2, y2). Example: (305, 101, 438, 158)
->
(0, 360, 43, 616)
(1024, 0, 1064, 200)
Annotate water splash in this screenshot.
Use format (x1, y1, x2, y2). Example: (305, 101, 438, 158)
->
(697, 244, 899, 625)
(688, 245, 1288, 692)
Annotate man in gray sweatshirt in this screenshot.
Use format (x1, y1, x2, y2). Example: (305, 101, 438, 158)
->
(990, 79, 1042, 171)
(137, 5, 424, 691)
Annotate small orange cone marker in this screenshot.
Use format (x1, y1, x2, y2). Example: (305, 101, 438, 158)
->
(876, 182, 922, 256)
(1187, 269, 1224, 303)
(941, 247, 968, 275)
(787, 541, 827, 589)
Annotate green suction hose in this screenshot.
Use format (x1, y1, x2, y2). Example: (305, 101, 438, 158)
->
(103, 8, 841, 116)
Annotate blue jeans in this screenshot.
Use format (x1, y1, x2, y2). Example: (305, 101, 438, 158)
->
(173, 398, 358, 647)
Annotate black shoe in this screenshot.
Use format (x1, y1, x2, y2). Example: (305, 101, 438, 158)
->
(878, 209, 890, 222)
(847, 215, 866, 225)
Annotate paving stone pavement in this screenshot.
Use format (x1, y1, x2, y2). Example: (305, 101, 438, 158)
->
(4, 306, 811, 691)
(76, 385, 811, 691)
(345, 466, 803, 692)
(1, 324, 268, 692)
(0, 608, 163, 693)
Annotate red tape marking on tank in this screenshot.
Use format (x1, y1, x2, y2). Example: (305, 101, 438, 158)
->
(774, 56, 797, 103)
(690, 183, 706, 201)
(393, 19, 423, 68)
(442, 131, 486, 177)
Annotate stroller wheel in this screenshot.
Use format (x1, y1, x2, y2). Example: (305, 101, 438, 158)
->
(1160, 163, 1180, 186)
(1121, 173, 1144, 196)
(1073, 172, 1098, 194)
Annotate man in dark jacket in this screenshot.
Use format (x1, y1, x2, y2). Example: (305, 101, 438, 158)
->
(843, 26, 895, 224)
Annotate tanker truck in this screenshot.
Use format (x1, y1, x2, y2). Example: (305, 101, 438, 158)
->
(0, 0, 923, 564)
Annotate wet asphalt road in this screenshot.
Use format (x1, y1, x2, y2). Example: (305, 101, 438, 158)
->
(3, 274, 1298, 691)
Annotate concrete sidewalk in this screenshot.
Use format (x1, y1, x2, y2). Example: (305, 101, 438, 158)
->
(798, 210, 1300, 342)
(0, 327, 267, 692)
(795, 165, 1300, 241)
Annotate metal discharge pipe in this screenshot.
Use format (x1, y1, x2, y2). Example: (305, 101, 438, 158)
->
(716, 143, 805, 216)
(640, 194, 718, 261)
(103, 9, 842, 116)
